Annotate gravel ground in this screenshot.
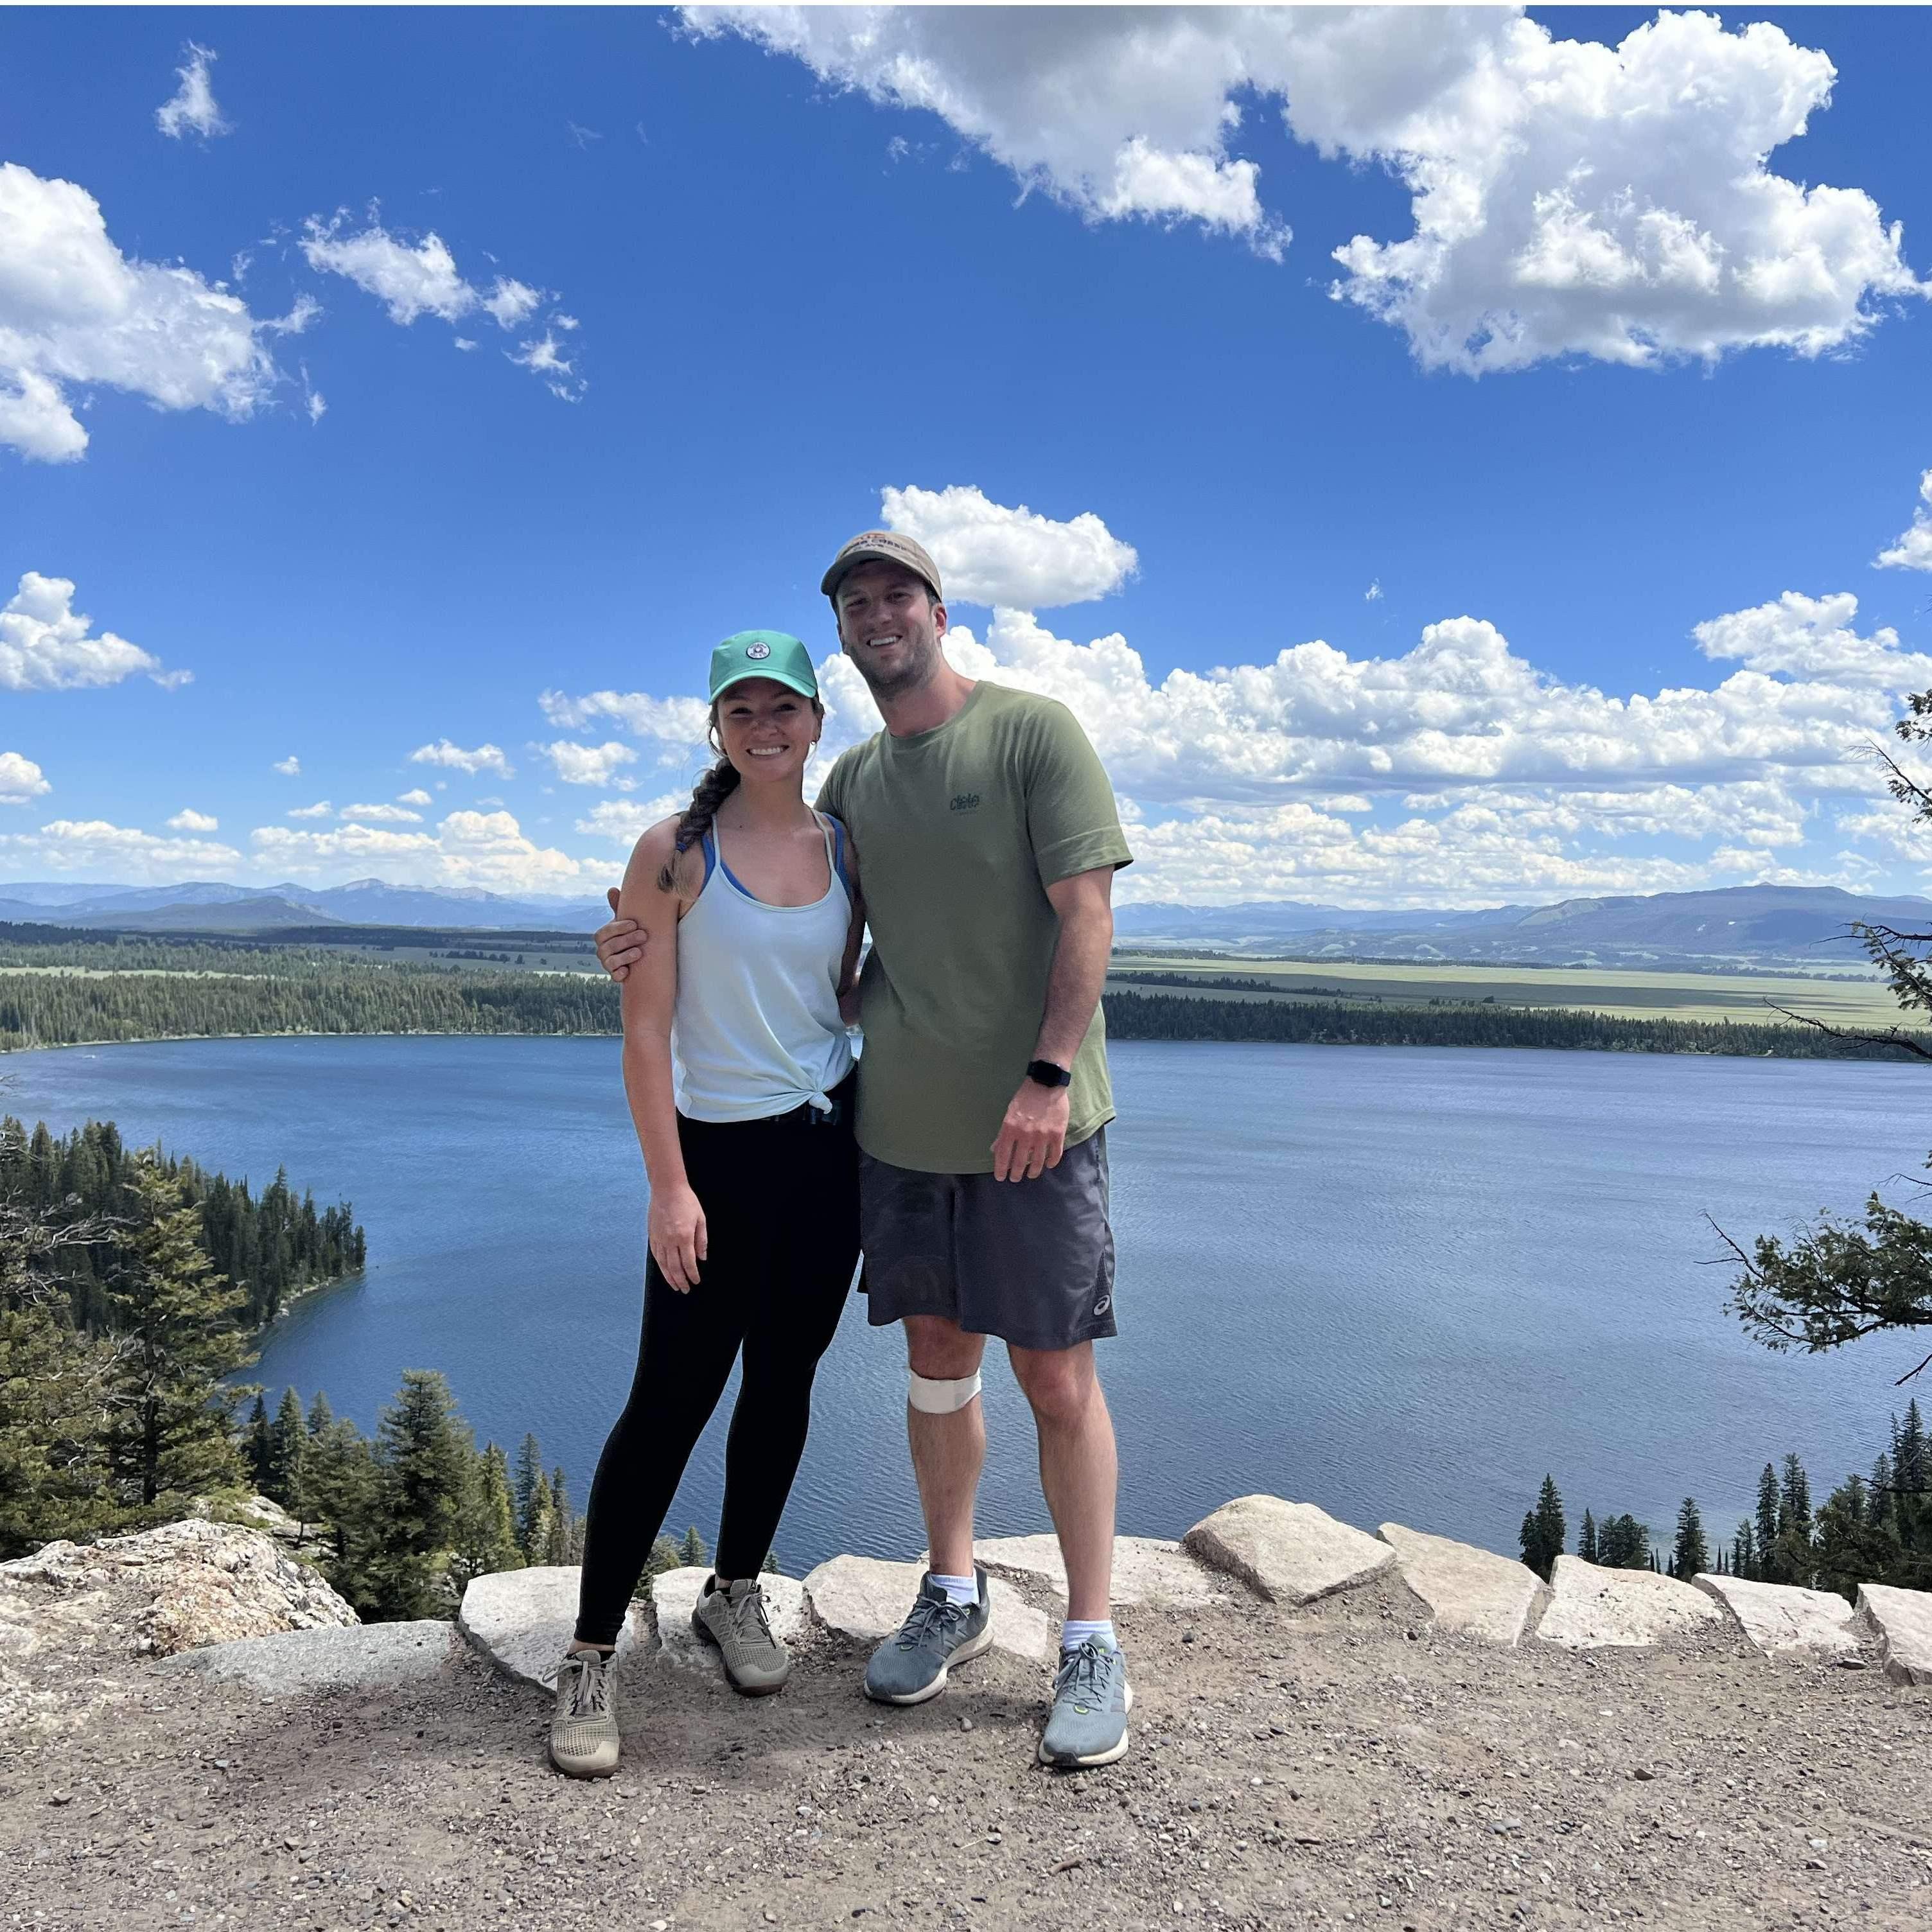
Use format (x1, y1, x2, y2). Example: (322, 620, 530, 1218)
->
(3, 1570, 1929, 1930)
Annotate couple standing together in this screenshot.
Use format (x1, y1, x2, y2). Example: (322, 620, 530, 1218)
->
(550, 528, 1135, 1778)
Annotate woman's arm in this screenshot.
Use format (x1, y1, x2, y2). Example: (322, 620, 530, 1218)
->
(618, 825, 706, 1291)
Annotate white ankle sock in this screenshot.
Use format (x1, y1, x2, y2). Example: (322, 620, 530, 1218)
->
(931, 1572, 979, 1606)
(1061, 1618, 1116, 1653)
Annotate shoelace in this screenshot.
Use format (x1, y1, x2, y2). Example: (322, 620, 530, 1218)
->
(895, 1592, 969, 1651)
(1054, 1638, 1112, 1705)
(563, 1653, 612, 1719)
(730, 1586, 776, 1647)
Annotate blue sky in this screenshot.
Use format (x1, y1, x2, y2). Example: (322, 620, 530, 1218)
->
(5, 5, 1932, 908)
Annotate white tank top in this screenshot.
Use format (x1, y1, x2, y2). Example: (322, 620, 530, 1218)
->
(671, 814, 856, 1123)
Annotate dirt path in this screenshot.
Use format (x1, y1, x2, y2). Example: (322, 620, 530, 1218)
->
(3, 1572, 1929, 1930)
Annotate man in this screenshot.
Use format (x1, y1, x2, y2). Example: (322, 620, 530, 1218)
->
(596, 529, 1133, 1767)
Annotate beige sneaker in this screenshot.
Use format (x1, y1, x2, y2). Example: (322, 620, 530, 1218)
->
(549, 1648, 619, 1778)
(692, 1576, 791, 1695)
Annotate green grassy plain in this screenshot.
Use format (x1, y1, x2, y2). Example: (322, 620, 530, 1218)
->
(1107, 951, 1904, 1031)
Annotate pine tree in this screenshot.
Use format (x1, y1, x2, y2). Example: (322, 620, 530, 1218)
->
(1813, 1472, 1897, 1603)
(1773, 1452, 1815, 1586)
(0, 1201, 123, 1556)
(449, 1439, 523, 1590)
(681, 1524, 708, 1570)
(245, 1392, 274, 1491)
(1578, 1510, 1600, 1565)
(369, 1370, 473, 1619)
(1519, 1475, 1565, 1582)
(1732, 1520, 1756, 1580)
(1754, 1464, 1781, 1580)
(543, 1468, 578, 1567)
(1669, 1498, 1708, 1580)
(267, 1387, 308, 1516)
(304, 1414, 383, 1618)
(100, 1159, 251, 1511)
(1599, 1515, 1650, 1569)
(306, 1389, 335, 1437)
(513, 1432, 547, 1558)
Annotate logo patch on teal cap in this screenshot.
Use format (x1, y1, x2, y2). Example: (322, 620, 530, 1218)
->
(709, 630, 818, 702)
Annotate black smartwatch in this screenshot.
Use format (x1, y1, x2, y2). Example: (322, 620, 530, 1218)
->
(1026, 1059, 1072, 1089)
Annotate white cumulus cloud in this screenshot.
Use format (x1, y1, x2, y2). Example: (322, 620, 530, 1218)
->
(539, 740, 641, 788)
(0, 753, 50, 805)
(574, 795, 689, 845)
(155, 43, 229, 141)
(338, 802, 424, 824)
(0, 573, 185, 692)
(0, 818, 242, 881)
(272, 755, 302, 777)
(251, 809, 587, 893)
(408, 738, 515, 778)
(397, 787, 434, 806)
(1875, 470, 1932, 573)
(300, 214, 580, 395)
(166, 808, 218, 832)
(539, 688, 713, 746)
(286, 801, 332, 819)
(689, 6, 1925, 374)
(879, 484, 1137, 608)
(0, 162, 298, 461)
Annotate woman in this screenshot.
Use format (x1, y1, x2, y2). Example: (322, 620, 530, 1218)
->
(550, 629, 863, 1780)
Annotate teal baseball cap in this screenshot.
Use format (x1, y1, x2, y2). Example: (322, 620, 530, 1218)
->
(708, 629, 819, 702)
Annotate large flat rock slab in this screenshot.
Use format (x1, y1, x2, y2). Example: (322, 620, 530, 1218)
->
(457, 1566, 639, 1689)
(1694, 1574, 1861, 1660)
(1536, 1556, 1726, 1650)
(1182, 1496, 1395, 1607)
(649, 1568, 809, 1675)
(967, 1534, 1222, 1610)
(1377, 1523, 1544, 1644)
(1855, 1583, 1932, 1686)
(161, 1620, 456, 1696)
(802, 1556, 1053, 1665)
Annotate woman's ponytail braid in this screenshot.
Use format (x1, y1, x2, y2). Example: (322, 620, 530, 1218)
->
(657, 751, 741, 892)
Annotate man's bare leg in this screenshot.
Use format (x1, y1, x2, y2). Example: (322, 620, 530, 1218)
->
(904, 1314, 988, 1578)
(1008, 1340, 1116, 1621)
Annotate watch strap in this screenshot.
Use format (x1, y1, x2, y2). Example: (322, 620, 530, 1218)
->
(1026, 1058, 1072, 1089)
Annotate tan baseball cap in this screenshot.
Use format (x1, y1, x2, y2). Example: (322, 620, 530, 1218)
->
(820, 529, 944, 602)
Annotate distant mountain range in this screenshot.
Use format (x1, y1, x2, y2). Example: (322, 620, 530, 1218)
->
(1114, 885, 1932, 965)
(2, 877, 1924, 965)
(0, 878, 611, 933)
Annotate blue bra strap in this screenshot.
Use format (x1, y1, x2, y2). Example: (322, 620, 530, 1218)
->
(699, 829, 717, 888)
(827, 816, 853, 899)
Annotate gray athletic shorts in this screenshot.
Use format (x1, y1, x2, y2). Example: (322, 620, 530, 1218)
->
(858, 1128, 1117, 1352)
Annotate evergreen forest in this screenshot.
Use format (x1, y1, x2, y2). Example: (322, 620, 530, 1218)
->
(0, 1114, 364, 1330)
(1519, 1407, 1931, 1600)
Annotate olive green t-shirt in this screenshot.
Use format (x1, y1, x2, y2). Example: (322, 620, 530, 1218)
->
(816, 681, 1133, 1174)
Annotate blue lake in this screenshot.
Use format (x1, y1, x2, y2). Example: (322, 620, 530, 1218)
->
(5, 1035, 1922, 1572)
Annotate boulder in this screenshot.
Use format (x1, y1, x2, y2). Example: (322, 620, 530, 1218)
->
(1693, 1574, 1861, 1660)
(648, 1568, 809, 1674)
(802, 1554, 1053, 1665)
(1854, 1583, 1932, 1687)
(1535, 1556, 1725, 1650)
(0, 1520, 355, 1658)
(1182, 1496, 1395, 1607)
(161, 1620, 455, 1696)
(457, 1566, 640, 1689)
(1376, 1523, 1545, 1644)
(967, 1534, 1222, 1610)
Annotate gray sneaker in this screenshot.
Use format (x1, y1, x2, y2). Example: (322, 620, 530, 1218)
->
(549, 1648, 619, 1778)
(1039, 1638, 1132, 1768)
(863, 1567, 992, 1705)
(692, 1576, 791, 1695)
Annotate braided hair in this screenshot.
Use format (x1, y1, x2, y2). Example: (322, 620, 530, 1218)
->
(656, 696, 825, 892)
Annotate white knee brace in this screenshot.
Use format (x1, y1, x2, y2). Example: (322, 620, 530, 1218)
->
(908, 1370, 982, 1414)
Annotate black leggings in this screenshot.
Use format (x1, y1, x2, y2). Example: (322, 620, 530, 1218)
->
(574, 1073, 860, 1646)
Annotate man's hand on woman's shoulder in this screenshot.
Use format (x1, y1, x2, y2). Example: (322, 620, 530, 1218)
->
(595, 886, 647, 983)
